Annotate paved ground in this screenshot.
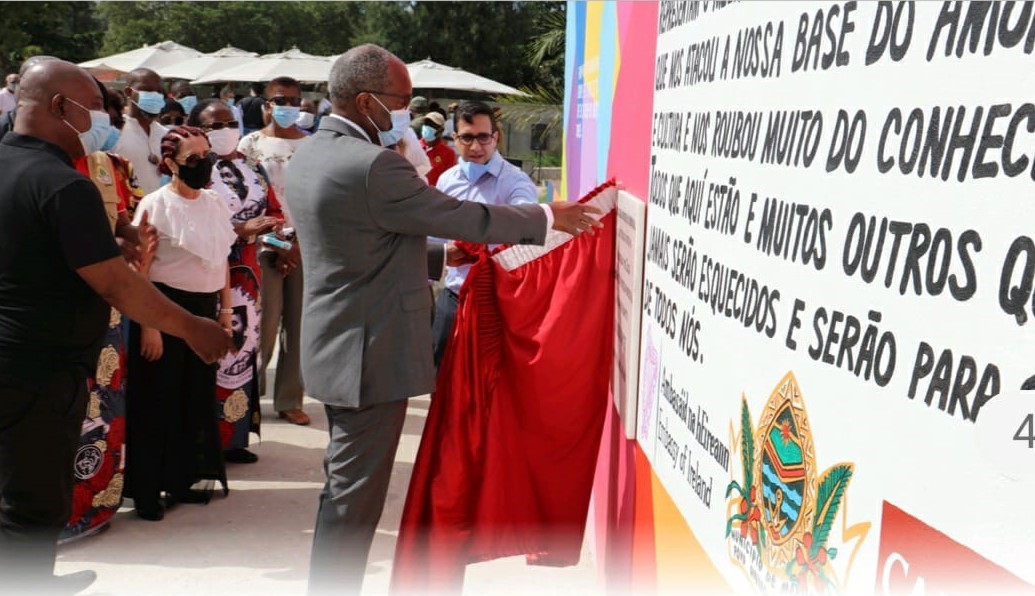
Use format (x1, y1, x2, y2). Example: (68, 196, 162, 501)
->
(55, 392, 598, 595)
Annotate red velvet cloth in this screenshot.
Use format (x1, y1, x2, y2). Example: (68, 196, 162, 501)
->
(392, 183, 617, 593)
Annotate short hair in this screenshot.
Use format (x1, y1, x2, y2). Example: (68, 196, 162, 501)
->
(250, 82, 265, 95)
(266, 76, 300, 96)
(158, 126, 208, 176)
(170, 80, 194, 96)
(455, 100, 498, 133)
(187, 98, 226, 127)
(127, 68, 160, 89)
(160, 100, 185, 116)
(328, 44, 392, 108)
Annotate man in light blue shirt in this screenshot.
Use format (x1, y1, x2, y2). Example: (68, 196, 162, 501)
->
(432, 100, 538, 368)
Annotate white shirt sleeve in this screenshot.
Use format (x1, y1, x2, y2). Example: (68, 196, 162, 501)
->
(539, 204, 554, 232)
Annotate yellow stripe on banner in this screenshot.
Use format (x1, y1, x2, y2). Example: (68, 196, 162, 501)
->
(650, 471, 730, 594)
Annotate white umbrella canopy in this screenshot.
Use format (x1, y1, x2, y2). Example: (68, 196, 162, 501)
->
(79, 41, 204, 74)
(406, 59, 526, 96)
(155, 46, 258, 81)
(192, 48, 332, 84)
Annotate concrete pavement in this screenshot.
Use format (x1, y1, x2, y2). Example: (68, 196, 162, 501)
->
(54, 393, 598, 595)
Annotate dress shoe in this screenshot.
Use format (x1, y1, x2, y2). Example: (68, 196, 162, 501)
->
(278, 408, 311, 425)
(224, 447, 259, 464)
(172, 488, 211, 504)
(135, 502, 164, 521)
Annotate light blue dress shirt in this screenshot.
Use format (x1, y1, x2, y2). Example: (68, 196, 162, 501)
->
(434, 151, 538, 294)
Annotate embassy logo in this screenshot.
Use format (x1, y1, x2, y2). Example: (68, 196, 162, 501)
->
(725, 372, 870, 593)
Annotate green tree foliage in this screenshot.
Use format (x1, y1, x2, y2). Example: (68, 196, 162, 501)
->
(91, 1, 561, 88)
(0, 1, 103, 74)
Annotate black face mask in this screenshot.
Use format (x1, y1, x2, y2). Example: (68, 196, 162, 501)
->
(176, 155, 215, 190)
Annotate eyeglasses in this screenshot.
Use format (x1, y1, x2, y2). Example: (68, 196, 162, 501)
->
(455, 133, 495, 146)
(359, 90, 412, 103)
(268, 96, 302, 107)
(161, 116, 186, 126)
(177, 151, 216, 167)
(201, 120, 239, 131)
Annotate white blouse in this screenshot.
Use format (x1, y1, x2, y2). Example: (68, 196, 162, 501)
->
(133, 186, 237, 293)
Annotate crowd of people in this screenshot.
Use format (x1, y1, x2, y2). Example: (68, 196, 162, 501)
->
(0, 44, 600, 595)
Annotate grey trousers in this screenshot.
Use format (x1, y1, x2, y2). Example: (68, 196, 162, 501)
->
(308, 399, 408, 596)
(259, 253, 305, 412)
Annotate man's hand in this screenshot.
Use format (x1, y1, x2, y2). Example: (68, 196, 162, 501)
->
(549, 202, 605, 236)
(183, 317, 236, 364)
(236, 216, 282, 238)
(446, 242, 477, 267)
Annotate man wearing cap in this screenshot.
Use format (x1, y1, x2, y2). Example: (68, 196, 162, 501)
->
(419, 111, 456, 187)
(409, 95, 429, 134)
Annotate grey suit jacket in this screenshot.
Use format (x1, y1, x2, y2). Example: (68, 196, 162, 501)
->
(285, 116, 547, 408)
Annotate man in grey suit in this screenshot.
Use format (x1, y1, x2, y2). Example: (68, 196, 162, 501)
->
(285, 44, 602, 595)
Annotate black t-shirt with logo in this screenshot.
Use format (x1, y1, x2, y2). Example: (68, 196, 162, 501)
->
(0, 133, 121, 381)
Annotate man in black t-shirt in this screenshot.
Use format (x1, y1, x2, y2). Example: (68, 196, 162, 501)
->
(0, 59, 235, 594)
(238, 82, 267, 135)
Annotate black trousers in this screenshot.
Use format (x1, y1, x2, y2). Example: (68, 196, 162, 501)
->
(0, 369, 88, 588)
(125, 284, 226, 509)
(431, 288, 459, 372)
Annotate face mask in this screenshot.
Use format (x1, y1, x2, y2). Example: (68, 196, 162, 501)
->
(296, 112, 316, 130)
(460, 158, 489, 182)
(134, 90, 166, 115)
(366, 94, 410, 147)
(225, 98, 235, 107)
(5, 83, 15, 93)
(207, 127, 241, 157)
(421, 125, 438, 142)
(174, 155, 215, 190)
(177, 95, 198, 115)
(62, 97, 112, 156)
(271, 106, 300, 129)
(100, 126, 120, 152)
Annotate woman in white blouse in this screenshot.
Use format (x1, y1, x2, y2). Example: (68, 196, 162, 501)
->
(125, 126, 238, 521)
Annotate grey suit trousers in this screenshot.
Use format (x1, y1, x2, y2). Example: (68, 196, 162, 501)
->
(259, 253, 305, 412)
(308, 399, 408, 596)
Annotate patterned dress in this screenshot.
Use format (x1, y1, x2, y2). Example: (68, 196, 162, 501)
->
(209, 155, 282, 450)
(63, 152, 142, 541)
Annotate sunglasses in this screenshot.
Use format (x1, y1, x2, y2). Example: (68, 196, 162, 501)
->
(268, 96, 302, 107)
(177, 151, 217, 167)
(201, 120, 239, 131)
(161, 116, 186, 126)
(455, 133, 495, 146)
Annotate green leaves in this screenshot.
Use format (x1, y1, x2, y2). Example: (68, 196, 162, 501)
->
(741, 397, 754, 492)
(810, 464, 853, 558)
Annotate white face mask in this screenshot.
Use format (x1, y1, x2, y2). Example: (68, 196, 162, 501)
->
(366, 94, 410, 147)
(296, 111, 316, 130)
(207, 127, 241, 157)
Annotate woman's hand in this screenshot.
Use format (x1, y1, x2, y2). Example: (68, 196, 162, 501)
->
(140, 326, 163, 361)
(218, 311, 233, 336)
(235, 216, 282, 238)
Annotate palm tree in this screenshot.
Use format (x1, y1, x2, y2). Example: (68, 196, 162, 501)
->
(496, 6, 565, 141)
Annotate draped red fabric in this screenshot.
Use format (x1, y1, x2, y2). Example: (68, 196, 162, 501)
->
(392, 182, 618, 594)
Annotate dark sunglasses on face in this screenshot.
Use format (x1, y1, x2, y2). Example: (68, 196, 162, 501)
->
(161, 115, 186, 126)
(455, 133, 495, 146)
(201, 120, 239, 131)
(177, 151, 217, 167)
(268, 96, 302, 107)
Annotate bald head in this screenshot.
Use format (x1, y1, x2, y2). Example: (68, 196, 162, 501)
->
(15, 59, 104, 159)
(127, 68, 161, 92)
(19, 55, 57, 77)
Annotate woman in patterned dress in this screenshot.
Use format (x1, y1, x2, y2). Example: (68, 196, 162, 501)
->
(189, 99, 284, 463)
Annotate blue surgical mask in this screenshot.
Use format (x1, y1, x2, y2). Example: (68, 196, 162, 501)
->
(272, 106, 300, 129)
(100, 126, 120, 152)
(421, 125, 438, 142)
(367, 94, 410, 147)
(460, 158, 489, 182)
(225, 98, 235, 107)
(62, 97, 113, 156)
(177, 95, 198, 115)
(134, 90, 165, 115)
